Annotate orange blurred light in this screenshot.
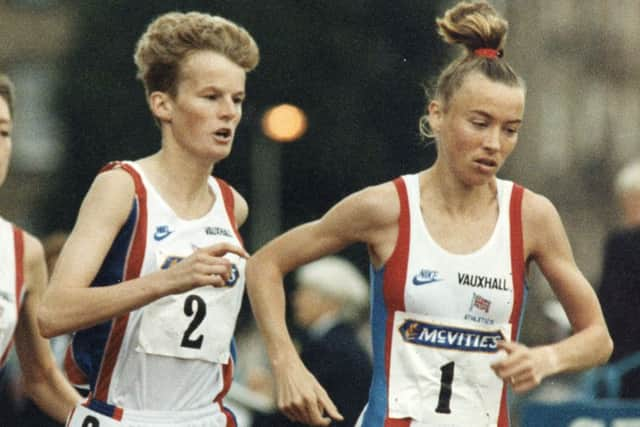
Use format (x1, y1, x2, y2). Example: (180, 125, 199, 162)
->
(261, 104, 307, 143)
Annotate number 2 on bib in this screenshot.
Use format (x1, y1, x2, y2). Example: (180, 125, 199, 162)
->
(180, 294, 207, 349)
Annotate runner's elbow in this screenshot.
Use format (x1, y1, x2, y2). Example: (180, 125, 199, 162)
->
(37, 303, 64, 338)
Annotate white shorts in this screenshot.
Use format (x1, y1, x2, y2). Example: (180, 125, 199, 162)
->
(66, 401, 235, 427)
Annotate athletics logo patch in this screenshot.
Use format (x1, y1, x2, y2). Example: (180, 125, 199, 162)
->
(398, 319, 505, 353)
(225, 264, 240, 287)
(470, 293, 491, 313)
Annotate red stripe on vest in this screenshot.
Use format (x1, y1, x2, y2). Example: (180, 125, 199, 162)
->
(216, 178, 243, 246)
(214, 356, 234, 404)
(497, 183, 526, 427)
(215, 356, 236, 426)
(94, 162, 148, 401)
(64, 344, 89, 386)
(13, 227, 24, 307)
(382, 178, 412, 427)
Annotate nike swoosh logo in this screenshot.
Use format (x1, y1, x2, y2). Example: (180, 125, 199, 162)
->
(412, 276, 443, 286)
(154, 230, 173, 241)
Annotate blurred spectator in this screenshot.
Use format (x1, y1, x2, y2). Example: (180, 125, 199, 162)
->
(225, 315, 274, 427)
(597, 159, 640, 398)
(253, 256, 372, 427)
(614, 159, 640, 228)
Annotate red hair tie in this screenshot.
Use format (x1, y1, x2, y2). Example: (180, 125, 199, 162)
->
(474, 48, 501, 59)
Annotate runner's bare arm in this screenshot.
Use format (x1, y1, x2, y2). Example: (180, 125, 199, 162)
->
(247, 182, 398, 425)
(15, 232, 81, 422)
(492, 190, 612, 392)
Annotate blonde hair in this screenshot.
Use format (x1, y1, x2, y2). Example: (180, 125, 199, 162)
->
(419, 1, 524, 138)
(0, 73, 15, 115)
(134, 12, 259, 98)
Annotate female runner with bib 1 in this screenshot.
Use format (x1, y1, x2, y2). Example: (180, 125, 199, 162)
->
(38, 12, 258, 427)
(245, 2, 612, 426)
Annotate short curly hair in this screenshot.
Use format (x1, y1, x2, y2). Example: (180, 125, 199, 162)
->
(134, 12, 259, 98)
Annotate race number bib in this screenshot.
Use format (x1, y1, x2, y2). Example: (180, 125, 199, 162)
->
(66, 404, 121, 427)
(388, 311, 511, 426)
(136, 252, 244, 363)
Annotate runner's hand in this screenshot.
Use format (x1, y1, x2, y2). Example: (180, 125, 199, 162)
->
(273, 355, 343, 426)
(491, 341, 558, 393)
(164, 242, 249, 293)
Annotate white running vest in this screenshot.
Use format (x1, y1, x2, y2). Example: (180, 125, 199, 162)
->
(65, 161, 245, 417)
(0, 218, 24, 368)
(360, 174, 527, 427)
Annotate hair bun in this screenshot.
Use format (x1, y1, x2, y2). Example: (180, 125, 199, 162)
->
(436, 1, 508, 55)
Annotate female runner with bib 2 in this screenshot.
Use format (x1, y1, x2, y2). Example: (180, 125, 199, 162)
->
(38, 12, 258, 427)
